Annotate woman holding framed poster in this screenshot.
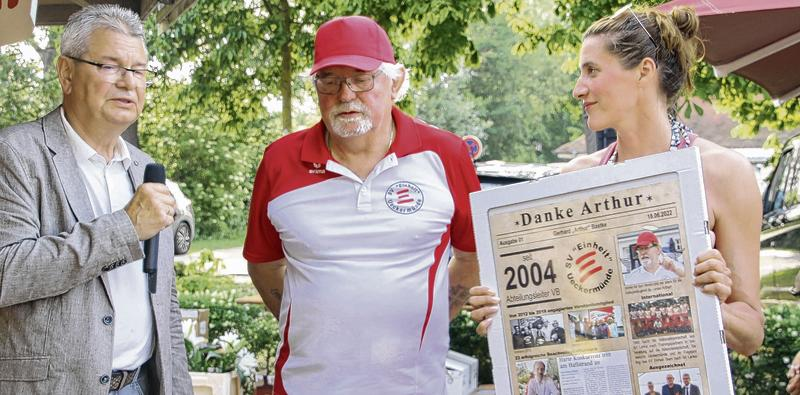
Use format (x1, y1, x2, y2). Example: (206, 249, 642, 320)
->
(470, 4, 764, 356)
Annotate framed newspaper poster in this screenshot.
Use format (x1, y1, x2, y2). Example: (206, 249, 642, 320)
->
(470, 148, 733, 395)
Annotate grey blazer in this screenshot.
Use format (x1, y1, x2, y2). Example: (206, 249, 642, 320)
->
(0, 108, 192, 394)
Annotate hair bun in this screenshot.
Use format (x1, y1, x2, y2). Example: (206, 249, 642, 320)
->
(670, 7, 700, 39)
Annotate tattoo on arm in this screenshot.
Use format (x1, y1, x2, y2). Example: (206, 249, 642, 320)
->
(449, 284, 470, 311)
(269, 288, 282, 300)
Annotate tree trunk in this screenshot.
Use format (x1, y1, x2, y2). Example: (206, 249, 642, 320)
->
(34, 29, 58, 75)
(279, 0, 292, 134)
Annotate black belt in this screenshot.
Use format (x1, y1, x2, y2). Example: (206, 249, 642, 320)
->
(109, 366, 140, 391)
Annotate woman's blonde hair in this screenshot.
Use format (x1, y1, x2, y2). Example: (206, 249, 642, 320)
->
(584, 6, 704, 107)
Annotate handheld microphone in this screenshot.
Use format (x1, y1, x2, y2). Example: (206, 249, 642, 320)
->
(143, 163, 165, 294)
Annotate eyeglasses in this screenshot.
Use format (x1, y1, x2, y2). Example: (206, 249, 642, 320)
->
(313, 71, 381, 95)
(65, 55, 153, 87)
(636, 243, 659, 253)
(613, 3, 659, 49)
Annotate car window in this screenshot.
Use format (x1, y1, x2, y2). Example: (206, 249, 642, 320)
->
(764, 144, 800, 213)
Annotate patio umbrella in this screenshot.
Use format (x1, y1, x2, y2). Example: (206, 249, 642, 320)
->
(0, 0, 38, 47)
(658, 0, 800, 104)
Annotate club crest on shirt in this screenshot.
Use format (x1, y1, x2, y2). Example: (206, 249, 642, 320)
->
(385, 181, 424, 214)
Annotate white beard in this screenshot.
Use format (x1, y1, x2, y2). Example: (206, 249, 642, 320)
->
(640, 257, 659, 272)
(328, 102, 373, 138)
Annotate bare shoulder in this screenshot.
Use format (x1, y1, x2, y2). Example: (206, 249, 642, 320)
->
(561, 149, 606, 174)
(694, 137, 762, 221)
(694, 138, 754, 184)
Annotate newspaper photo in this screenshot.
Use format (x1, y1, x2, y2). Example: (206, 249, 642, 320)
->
(470, 148, 733, 395)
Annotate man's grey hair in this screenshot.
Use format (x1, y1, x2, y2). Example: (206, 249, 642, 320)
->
(378, 62, 410, 103)
(61, 4, 145, 57)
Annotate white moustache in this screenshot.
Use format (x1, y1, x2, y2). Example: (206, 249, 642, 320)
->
(332, 102, 368, 117)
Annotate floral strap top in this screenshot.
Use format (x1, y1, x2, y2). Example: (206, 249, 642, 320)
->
(600, 117, 697, 165)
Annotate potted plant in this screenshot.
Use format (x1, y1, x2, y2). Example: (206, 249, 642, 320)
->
(185, 330, 259, 395)
(177, 251, 280, 395)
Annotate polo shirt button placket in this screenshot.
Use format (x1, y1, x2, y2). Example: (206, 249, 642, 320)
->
(356, 184, 372, 210)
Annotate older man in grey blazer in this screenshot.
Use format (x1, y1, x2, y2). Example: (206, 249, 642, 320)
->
(0, 5, 191, 394)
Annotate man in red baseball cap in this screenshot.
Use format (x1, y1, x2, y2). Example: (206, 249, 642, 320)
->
(244, 15, 480, 394)
(624, 231, 685, 285)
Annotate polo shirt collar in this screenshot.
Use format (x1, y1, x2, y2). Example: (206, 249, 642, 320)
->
(300, 106, 422, 165)
(60, 108, 132, 169)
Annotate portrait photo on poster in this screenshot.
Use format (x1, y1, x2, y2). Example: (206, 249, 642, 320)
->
(516, 357, 561, 395)
(618, 224, 686, 287)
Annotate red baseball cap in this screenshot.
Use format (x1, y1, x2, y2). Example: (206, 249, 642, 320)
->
(635, 231, 659, 247)
(310, 16, 396, 74)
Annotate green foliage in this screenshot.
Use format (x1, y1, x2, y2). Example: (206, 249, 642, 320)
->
(760, 267, 800, 289)
(184, 329, 260, 393)
(142, 1, 296, 239)
(138, 79, 277, 239)
(175, 249, 238, 293)
(468, 14, 583, 162)
(368, 0, 496, 78)
(189, 232, 246, 254)
(184, 337, 241, 373)
(180, 288, 279, 365)
(180, 287, 279, 394)
(145, 0, 497, 120)
(416, 12, 583, 162)
(730, 303, 800, 394)
(177, 252, 280, 387)
(508, 0, 800, 137)
(146, 0, 315, 132)
(0, 28, 62, 128)
(449, 311, 492, 384)
(413, 71, 493, 140)
(141, 0, 499, 238)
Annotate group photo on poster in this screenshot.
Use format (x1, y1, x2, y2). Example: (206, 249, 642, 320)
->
(567, 305, 625, 341)
(638, 368, 703, 395)
(510, 313, 567, 350)
(629, 297, 693, 339)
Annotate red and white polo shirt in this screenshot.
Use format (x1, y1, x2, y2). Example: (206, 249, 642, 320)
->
(244, 107, 479, 395)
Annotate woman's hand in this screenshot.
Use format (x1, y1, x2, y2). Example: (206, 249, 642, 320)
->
(693, 249, 733, 303)
(468, 285, 500, 336)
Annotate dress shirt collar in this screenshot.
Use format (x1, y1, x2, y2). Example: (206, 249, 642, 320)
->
(60, 107, 132, 169)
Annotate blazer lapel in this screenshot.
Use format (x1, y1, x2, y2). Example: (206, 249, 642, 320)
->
(42, 108, 95, 224)
(128, 154, 143, 188)
(42, 107, 116, 300)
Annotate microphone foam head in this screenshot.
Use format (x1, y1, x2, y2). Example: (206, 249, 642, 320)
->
(144, 163, 166, 184)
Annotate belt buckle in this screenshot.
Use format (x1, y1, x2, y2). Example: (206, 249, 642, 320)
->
(110, 367, 138, 391)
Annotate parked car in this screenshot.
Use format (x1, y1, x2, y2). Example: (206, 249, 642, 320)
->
(761, 133, 800, 249)
(166, 179, 195, 255)
(475, 160, 561, 190)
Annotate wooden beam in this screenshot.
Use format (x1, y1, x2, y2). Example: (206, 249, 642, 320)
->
(35, 1, 152, 26)
(35, 4, 82, 25)
(140, 0, 158, 19)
